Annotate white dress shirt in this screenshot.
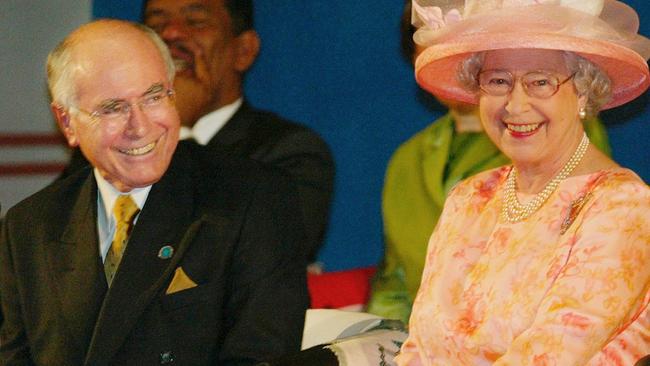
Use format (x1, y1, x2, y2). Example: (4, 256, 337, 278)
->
(95, 169, 151, 262)
(178, 98, 243, 145)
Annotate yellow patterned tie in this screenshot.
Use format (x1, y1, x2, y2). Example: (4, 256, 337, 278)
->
(104, 194, 140, 286)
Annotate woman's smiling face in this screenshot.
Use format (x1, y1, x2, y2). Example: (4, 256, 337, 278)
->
(478, 48, 587, 170)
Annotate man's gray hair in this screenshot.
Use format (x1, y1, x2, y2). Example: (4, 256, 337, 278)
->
(47, 20, 175, 109)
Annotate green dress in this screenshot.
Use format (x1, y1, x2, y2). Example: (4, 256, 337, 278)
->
(367, 113, 611, 324)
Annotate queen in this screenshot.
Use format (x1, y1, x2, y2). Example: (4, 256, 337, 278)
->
(396, 0, 650, 364)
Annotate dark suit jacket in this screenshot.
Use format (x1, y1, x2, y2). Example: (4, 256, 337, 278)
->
(61, 102, 335, 261)
(0, 142, 310, 366)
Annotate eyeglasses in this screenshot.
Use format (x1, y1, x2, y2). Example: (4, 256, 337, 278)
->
(72, 84, 175, 124)
(477, 70, 576, 99)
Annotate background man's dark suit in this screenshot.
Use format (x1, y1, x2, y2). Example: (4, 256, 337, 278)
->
(1, 142, 310, 365)
(204, 102, 334, 261)
(62, 102, 334, 261)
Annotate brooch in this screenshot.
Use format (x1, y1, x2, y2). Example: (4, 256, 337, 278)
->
(560, 192, 593, 235)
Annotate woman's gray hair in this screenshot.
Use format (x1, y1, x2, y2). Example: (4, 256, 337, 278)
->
(457, 52, 484, 94)
(47, 20, 175, 109)
(562, 51, 611, 118)
(457, 50, 612, 118)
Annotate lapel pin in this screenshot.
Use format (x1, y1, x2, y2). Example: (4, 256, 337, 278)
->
(157, 245, 174, 259)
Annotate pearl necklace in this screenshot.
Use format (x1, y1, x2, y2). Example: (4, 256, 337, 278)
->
(501, 132, 590, 223)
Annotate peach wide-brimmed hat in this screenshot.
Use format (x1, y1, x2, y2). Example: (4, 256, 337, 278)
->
(412, 0, 650, 109)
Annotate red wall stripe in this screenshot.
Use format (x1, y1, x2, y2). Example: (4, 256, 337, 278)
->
(0, 133, 66, 146)
(0, 133, 67, 176)
(0, 163, 65, 176)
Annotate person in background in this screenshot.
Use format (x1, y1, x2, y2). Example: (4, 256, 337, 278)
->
(396, 0, 649, 364)
(63, 0, 335, 262)
(0, 20, 308, 365)
(367, 0, 611, 325)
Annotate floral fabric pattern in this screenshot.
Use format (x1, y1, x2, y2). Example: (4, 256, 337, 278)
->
(395, 167, 649, 366)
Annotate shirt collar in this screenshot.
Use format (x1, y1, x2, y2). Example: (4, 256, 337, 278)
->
(179, 98, 243, 145)
(94, 169, 151, 223)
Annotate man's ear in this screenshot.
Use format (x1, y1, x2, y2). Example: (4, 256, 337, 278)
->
(233, 30, 260, 73)
(51, 103, 79, 147)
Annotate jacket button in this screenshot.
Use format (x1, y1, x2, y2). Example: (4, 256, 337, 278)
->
(160, 351, 175, 364)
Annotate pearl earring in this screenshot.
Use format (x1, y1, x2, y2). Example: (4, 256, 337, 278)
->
(579, 107, 586, 119)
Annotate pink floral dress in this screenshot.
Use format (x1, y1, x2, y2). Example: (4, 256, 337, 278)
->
(395, 167, 649, 366)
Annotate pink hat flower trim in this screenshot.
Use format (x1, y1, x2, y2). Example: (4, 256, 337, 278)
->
(413, 2, 462, 30)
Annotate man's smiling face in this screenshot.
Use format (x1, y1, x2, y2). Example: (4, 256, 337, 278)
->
(62, 25, 180, 192)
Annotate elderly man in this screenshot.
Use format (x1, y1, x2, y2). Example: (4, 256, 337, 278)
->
(0, 20, 308, 366)
(63, 0, 335, 262)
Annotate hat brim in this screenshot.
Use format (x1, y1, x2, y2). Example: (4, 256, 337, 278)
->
(415, 32, 650, 110)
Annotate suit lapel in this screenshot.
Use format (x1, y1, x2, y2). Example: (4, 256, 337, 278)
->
(47, 174, 107, 362)
(84, 150, 196, 365)
(207, 102, 253, 149)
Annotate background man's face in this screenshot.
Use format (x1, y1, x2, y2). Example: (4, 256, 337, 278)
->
(144, 0, 240, 102)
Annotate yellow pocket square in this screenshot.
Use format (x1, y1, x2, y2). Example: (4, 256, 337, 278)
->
(165, 267, 198, 295)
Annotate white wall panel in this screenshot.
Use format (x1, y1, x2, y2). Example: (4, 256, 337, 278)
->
(0, 1, 90, 215)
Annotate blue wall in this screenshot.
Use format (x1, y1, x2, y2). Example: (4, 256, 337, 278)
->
(94, 1, 650, 271)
